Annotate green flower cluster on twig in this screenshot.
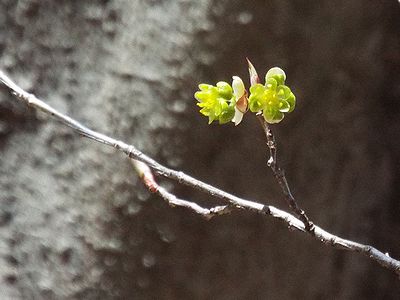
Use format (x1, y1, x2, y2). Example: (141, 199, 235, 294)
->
(194, 76, 247, 125)
(194, 60, 296, 125)
(248, 67, 296, 123)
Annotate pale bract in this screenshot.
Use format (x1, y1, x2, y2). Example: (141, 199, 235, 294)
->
(232, 76, 246, 126)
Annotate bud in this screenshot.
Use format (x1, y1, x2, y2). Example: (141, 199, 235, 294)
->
(246, 58, 260, 86)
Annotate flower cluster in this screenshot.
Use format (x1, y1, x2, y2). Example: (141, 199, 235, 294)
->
(194, 62, 296, 125)
(248, 67, 296, 123)
(194, 77, 247, 125)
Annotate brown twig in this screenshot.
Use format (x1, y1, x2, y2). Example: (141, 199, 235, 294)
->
(257, 115, 314, 232)
(1, 70, 399, 278)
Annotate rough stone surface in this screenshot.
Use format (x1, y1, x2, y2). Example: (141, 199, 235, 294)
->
(0, 0, 399, 299)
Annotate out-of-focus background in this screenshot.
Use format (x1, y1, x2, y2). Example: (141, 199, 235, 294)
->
(0, 0, 399, 299)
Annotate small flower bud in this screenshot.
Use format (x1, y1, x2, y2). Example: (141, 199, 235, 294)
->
(246, 58, 260, 86)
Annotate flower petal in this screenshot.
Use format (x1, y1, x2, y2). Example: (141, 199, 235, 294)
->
(278, 100, 290, 113)
(276, 85, 291, 100)
(249, 83, 266, 94)
(219, 103, 235, 124)
(216, 81, 233, 99)
(265, 67, 286, 85)
(263, 107, 284, 124)
(286, 92, 296, 113)
(199, 84, 213, 91)
(248, 83, 268, 112)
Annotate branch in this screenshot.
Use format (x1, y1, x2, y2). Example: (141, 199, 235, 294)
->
(257, 115, 314, 232)
(1, 70, 399, 278)
(131, 159, 234, 219)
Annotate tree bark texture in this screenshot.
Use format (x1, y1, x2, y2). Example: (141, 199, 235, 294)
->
(0, 0, 399, 299)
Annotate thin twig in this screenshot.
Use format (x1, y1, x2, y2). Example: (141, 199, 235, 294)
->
(257, 115, 314, 232)
(156, 186, 235, 220)
(1, 70, 399, 278)
(131, 159, 234, 219)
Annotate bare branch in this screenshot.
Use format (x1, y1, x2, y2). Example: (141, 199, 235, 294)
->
(1, 70, 399, 278)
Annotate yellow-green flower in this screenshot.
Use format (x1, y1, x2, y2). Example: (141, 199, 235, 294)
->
(248, 67, 296, 124)
(194, 77, 248, 125)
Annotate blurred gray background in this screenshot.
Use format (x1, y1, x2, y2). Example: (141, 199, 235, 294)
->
(0, 0, 399, 299)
